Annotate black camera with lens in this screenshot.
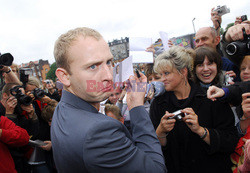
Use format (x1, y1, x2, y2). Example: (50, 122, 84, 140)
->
(168, 110, 186, 121)
(31, 88, 45, 99)
(19, 68, 32, 86)
(10, 86, 33, 106)
(241, 15, 248, 22)
(0, 53, 14, 67)
(226, 28, 250, 57)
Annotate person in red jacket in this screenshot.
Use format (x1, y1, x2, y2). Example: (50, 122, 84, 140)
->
(0, 115, 29, 173)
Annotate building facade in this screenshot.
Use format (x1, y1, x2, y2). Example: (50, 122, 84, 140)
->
(19, 59, 50, 81)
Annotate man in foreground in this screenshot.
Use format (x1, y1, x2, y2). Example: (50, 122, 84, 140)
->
(51, 27, 166, 173)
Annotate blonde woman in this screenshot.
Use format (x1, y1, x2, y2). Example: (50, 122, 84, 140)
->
(150, 46, 238, 173)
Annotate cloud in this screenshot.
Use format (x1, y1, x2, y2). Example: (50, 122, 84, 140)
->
(0, 0, 249, 65)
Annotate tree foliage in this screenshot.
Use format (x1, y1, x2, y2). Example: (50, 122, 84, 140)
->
(219, 27, 225, 35)
(225, 23, 234, 32)
(46, 62, 57, 81)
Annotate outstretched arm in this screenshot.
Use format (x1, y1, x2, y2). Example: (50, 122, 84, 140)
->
(1, 66, 22, 85)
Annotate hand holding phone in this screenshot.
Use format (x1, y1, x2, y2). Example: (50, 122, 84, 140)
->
(135, 68, 140, 78)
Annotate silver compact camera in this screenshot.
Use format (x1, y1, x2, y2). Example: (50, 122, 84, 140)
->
(168, 110, 186, 121)
(45, 79, 51, 84)
(214, 5, 230, 16)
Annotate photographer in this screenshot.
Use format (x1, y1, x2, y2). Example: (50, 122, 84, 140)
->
(25, 76, 58, 173)
(210, 7, 222, 36)
(0, 53, 22, 91)
(0, 53, 30, 173)
(43, 79, 61, 102)
(1, 83, 39, 172)
(221, 19, 250, 68)
(25, 76, 57, 140)
(1, 83, 39, 135)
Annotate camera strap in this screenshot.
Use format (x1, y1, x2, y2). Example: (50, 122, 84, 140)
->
(215, 20, 221, 31)
(0, 71, 5, 91)
(242, 27, 247, 40)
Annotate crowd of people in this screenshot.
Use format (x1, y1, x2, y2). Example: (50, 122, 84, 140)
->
(0, 64, 62, 173)
(0, 7, 249, 173)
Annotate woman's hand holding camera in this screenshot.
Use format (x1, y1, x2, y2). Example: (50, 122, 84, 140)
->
(182, 108, 210, 144)
(156, 111, 176, 146)
(156, 111, 176, 136)
(182, 108, 203, 135)
(26, 91, 35, 101)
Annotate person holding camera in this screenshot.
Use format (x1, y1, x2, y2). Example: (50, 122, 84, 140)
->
(0, 53, 22, 92)
(43, 79, 61, 102)
(207, 54, 250, 136)
(1, 83, 39, 135)
(10, 63, 19, 79)
(25, 76, 58, 140)
(221, 19, 250, 69)
(25, 76, 58, 173)
(0, 55, 30, 173)
(210, 7, 222, 36)
(150, 46, 238, 173)
(0, 83, 39, 172)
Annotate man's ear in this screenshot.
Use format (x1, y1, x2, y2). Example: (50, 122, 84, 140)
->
(55, 68, 71, 87)
(215, 36, 221, 46)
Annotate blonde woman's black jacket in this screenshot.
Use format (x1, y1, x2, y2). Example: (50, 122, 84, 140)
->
(150, 81, 239, 173)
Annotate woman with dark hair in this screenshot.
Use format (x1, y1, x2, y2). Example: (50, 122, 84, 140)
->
(150, 46, 238, 173)
(193, 46, 225, 89)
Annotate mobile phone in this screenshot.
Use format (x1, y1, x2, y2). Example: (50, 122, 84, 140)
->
(241, 15, 247, 22)
(135, 68, 141, 78)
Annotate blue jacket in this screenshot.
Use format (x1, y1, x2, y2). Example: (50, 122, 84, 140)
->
(51, 90, 166, 173)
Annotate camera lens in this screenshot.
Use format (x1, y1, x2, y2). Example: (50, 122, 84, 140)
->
(0, 53, 14, 66)
(226, 43, 237, 55)
(20, 95, 33, 106)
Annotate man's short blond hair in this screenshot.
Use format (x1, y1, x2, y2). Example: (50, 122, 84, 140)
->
(54, 27, 103, 74)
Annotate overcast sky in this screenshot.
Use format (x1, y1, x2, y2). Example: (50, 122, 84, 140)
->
(0, 0, 249, 65)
